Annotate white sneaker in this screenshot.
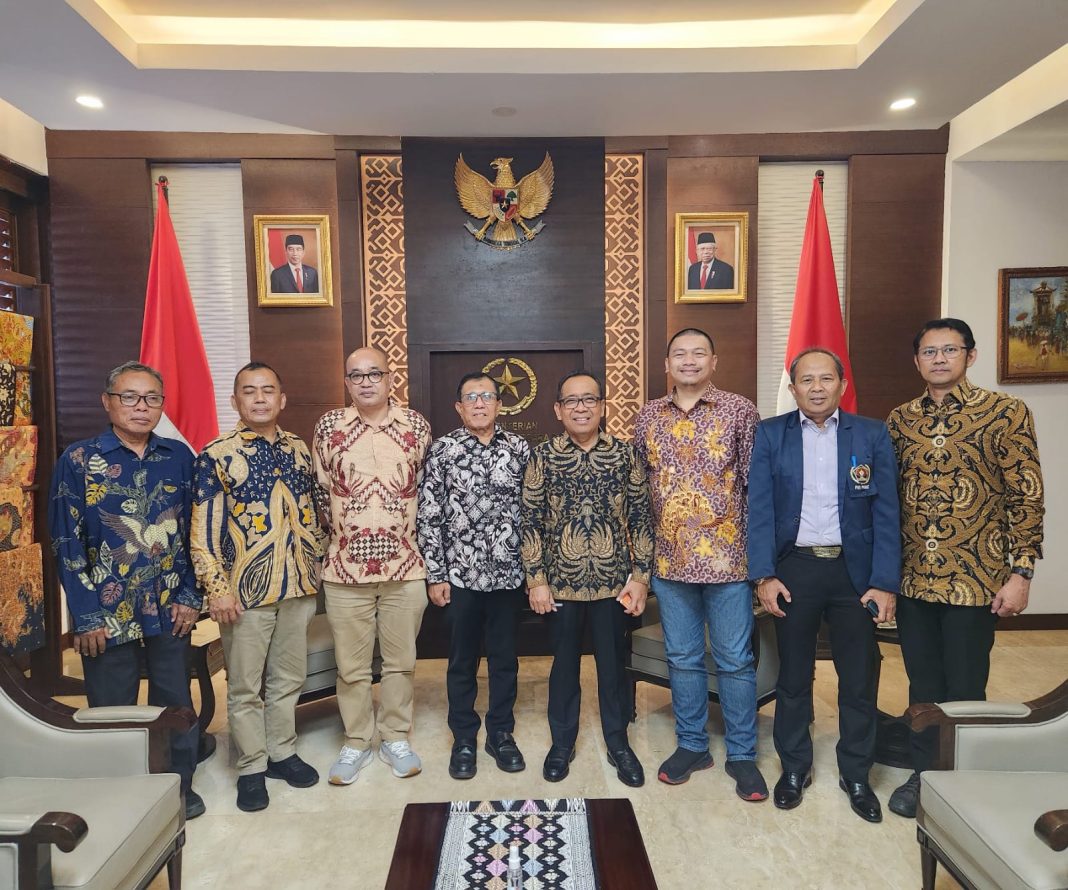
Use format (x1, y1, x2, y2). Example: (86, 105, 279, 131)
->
(328, 745, 372, 785)
(379, 739, 422, 778)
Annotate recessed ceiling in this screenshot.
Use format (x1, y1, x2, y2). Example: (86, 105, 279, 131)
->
(962, 101, 1068, 162)
(0, 0, 1066, 138)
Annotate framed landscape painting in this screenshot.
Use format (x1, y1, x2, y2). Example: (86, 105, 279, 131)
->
(998, 267, 1068, 384)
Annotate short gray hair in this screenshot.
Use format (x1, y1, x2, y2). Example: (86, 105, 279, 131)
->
(105, 361, 163, 392)
(788, 348, 844, 383)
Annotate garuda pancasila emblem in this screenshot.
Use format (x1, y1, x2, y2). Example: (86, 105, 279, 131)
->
(454, 153, 554, 251)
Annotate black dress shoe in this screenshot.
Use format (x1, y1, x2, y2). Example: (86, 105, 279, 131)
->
(266, 754, 320, 788)
(236, 774, 268, 812)
(449, 739, 477, 780)
(607, 745, 645, 787)
(542, 745, 576, 782)
(184, 788, 207, 820)
(485, 731, 526, 773)
(773, 770, 812, 810)
(839, 777, 883, 823)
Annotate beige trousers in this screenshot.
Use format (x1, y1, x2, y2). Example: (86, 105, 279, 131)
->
(220, 594, 317, 775)
(323, 579, 427, 749)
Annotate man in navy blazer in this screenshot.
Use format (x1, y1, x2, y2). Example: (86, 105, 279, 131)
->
(748, 348, 901, 823)
(270, 234, 319, 294)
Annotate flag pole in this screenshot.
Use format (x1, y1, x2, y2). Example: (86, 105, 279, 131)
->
(816, 169, 824, 191)
(158, 175, 169, 202)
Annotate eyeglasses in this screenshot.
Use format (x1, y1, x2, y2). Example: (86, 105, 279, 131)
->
(107, 391, 165, 408)
(558, 395, 602, 410)
(918, 345, 965, 360)
(461, 391, 499, 404)
(346, 370, 386, 384)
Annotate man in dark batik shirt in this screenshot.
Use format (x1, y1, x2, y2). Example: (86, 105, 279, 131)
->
(521, 371, 654, 788)
(417, 372, 530, 780)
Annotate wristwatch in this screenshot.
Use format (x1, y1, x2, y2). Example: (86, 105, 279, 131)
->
(1011, 566, 1034, 580)
(752, 577, 773, 586)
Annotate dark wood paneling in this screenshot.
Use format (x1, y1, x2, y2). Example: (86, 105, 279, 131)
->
(401, 137, 606, 416)
(335, 149, 365, 357)
(45, 131, 337, 161)
(644, 148, 668, 401)
(846, 155, 944, 421)
(670, 126, 950, 160)
(48, 158, 153, 447)
(241, 158, 345, 446)
(666, 155, 759, 402)
(333, 136, 402, 152)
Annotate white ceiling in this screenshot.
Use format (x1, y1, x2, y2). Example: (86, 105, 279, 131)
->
(0, 0, 1066, 138)
(962, 100, 1068, 162)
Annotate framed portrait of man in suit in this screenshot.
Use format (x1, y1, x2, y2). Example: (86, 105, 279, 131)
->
(253, 214, 333, 307)
(674, 212, 749, 304)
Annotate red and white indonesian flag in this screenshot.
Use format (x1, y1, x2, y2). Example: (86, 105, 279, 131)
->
(776, 175, 858, 415)
(139, 180, 219, 452)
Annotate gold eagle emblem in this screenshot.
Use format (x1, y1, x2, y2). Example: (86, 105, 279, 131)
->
(454, 153, 554, 251)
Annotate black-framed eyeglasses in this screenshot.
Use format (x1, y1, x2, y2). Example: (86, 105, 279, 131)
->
(107, 391, 165, 408)
(557, 395, 602, 410)
(460, 391, 499, 404)
(346, 370, 386, 384)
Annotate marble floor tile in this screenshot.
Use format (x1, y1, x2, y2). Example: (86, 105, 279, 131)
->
(56, 629, 1061, 889)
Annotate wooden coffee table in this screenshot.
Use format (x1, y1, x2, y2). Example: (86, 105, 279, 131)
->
(385, 797, 658, 889)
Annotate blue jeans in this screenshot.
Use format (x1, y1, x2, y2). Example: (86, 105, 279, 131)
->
(652, 577, 757, 760)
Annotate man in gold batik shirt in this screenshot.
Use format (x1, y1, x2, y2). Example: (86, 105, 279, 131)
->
(192, 362, 325, 813)
(884, 318, 1044, 819)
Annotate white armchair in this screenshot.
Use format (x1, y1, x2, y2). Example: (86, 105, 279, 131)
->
(0, 653, 193, 890)
(910, 679, 1068, 890)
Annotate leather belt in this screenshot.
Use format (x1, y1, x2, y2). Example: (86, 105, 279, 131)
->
(794, 545, 842, 559)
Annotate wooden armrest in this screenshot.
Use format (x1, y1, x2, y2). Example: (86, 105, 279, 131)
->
(1035, 810, 1068, 852)
(67, 705, 197, 773)
(0, 812, 88, 853)
(907, 701, 1032, 732)
(905, 679, 1068, 770)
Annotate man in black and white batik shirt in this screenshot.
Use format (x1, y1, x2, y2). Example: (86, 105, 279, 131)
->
(417, 371, 531, 780)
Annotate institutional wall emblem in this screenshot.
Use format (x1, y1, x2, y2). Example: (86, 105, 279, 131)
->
(482, 357, 537, 415)
(455, 154, 555, 251)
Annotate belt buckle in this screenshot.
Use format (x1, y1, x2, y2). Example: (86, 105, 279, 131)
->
(811, 545, 842, 559)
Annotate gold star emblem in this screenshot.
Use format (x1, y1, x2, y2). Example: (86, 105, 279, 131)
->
(494, 362, 527, 399)
(482, 357, 538, 416)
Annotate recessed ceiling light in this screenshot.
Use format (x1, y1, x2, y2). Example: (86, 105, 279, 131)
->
(889, 97, 916, 111)
(76, 95, 104, 109)
(491, 106, 517, 118)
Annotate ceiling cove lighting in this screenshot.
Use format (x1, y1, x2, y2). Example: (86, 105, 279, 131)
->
(889, 97, 916, 111)
(76, 95, 104, 109)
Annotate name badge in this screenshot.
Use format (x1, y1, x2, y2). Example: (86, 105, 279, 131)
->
(850, 463, 871, 490)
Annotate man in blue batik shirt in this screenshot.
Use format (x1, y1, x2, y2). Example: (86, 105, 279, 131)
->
(49, 360, 205, 819)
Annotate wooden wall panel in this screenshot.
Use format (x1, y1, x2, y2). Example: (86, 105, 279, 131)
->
(846, 154, 944, 421)
(665, 155, 759, 403)
(241, 158, 345, 446)
(49, 157, 152, 447)
(644, 148, 668, 401)
(335, 149, 365, 357)
(401, 137, 606, 418)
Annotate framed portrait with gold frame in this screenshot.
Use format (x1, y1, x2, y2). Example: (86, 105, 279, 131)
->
(253, 214, 333, 307)
(674, 212, 749, 304)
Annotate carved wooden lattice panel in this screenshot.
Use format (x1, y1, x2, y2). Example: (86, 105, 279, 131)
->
(604, 154, 645, 439)
(359, 155, 409, 404)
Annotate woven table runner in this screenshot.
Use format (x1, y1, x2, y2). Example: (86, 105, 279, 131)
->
(434, 798, 597, 890)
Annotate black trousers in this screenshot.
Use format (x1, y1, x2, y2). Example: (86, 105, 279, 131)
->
(547, 597, 629, 750)
(896, 595, 998, 771)
(773, 550, 878, 782)
(81, 631, 198, 790)
(445, 584, 522, 740)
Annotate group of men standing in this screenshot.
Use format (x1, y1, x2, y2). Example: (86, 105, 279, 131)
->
(49, 316, 1042, 826)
